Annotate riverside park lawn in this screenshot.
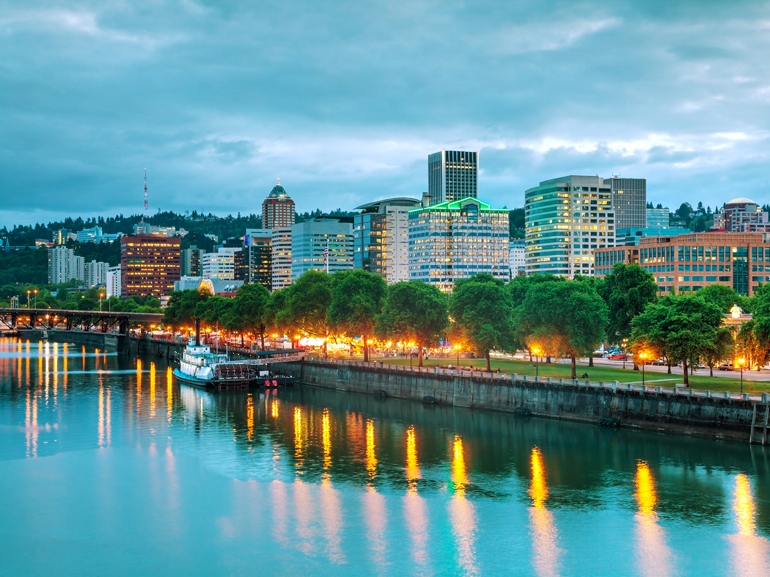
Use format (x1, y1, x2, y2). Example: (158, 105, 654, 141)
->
(324, 355, 770, 395)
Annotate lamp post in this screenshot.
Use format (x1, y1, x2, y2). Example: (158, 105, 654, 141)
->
(99, 293, 104, 312)
(738, 357, 745, 395)
(34, 289, 38, 309)
(26, 290, 31, 309)
(456, 344, 460, 368)
(533, 347, 541, 379)
(640, 352, 647, 387)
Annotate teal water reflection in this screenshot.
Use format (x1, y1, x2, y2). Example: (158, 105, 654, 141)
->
(0, 337, 769, 576)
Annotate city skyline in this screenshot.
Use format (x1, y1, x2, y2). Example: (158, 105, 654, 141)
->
(3, 1, 770, 228)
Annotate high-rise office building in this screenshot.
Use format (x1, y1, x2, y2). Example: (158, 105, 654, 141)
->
(354, 197, 420, 284)
(610, 177, 646, 230)
(271, 227, 293, 291)
(409, 198, 509, 292)
(244, 229, 272, 289)
(427, 150, 478, 206)
(52, 229, 75, 245)
(47, 246, 85, 284)
(524, 176, 615, 277)
(262, 180, 296, 229)
(181, 245, 206, 277)
(291, 217, 354, 280)
(106, 265, 121, 298)
(120, 235, 181, 297)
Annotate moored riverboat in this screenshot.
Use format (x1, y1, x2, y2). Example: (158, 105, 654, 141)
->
(173, 344, 254, 389)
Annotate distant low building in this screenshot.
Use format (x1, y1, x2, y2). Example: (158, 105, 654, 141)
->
(106, 265, 121, 298)
(173, 276, 244, 297)
(509, 239, 525, 277)
(717, 198, 770, 233)
(594, 231, 770, 297)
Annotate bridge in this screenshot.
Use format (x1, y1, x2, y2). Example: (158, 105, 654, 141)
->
(0, 308, 164, 334)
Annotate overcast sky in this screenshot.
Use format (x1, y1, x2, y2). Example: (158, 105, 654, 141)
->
(2, 0, 769, 228)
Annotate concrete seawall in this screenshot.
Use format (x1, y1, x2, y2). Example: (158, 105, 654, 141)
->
(273, 359, 769, 442)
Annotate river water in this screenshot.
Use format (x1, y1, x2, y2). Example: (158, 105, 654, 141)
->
(0, 338, 769, 577)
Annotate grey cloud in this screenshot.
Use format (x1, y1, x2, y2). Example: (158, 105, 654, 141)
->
(1, 0, 770, 227)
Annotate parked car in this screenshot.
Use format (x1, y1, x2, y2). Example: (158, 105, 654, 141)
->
(717, 363, 734, 371)
(651, 359, 666, 366)
(608, 353, 627, 360)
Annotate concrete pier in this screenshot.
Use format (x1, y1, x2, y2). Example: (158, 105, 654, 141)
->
(273, 359, 769, 442)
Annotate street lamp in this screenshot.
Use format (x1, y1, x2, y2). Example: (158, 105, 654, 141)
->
(533, 347, 541, 379)
(640, 352, 648, 387)
(26, 290, 31, 309)
(455, 344, 460, 367)
(99, 293, 104, 312)
(34, 289, 38, 309)
(738, 357, 746, 395)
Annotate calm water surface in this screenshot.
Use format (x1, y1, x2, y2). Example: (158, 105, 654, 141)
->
(1, 338, 769, 576)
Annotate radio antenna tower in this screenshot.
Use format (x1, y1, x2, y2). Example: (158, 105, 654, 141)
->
(143, 168, 149, 218)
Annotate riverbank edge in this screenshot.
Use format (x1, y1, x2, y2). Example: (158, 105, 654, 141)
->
(272, 359, 767, 443)
(17, 329, 767, 443)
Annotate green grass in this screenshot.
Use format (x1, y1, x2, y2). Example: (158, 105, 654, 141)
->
(318, 353, 769, 395)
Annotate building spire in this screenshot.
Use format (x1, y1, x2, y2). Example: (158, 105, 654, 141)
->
(143, 168, 148, 219)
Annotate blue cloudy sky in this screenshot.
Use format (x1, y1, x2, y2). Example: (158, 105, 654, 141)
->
(2, 0, 769, 227)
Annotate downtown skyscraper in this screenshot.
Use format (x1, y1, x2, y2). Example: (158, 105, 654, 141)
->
(427, 150, 478, 206)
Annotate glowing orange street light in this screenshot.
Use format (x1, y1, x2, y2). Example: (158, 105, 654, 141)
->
(532, 347, 541, 378)
(737, 357, 746, 394)
(640, 351, 648, 387)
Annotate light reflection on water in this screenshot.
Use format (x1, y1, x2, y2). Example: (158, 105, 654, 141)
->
(0, 337, 769, 576)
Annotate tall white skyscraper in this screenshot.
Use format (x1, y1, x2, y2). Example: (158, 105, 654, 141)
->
(106, 265, 121, 298)
(48, 246, 85, 284)
(271, 227, 293, 291)
(84, 260, 109, 288)
(354, 197, 420, 284)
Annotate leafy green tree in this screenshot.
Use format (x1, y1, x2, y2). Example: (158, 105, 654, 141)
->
(163, 289, 210, 333)
(328, 270, 387, 361)
(598, 263, 658, 347)
(514, 280, 608, 379)
(508, 273, 565, 358)
(376, 281, 449, 367)
(264, 289, 292, 341)
(278, 271, 333, 355)
(232, 283, 271, 349)
(698, 284, 741, 314)
(631, 295, 723, 386)
(738, 319, 770, 371)
(702, 327, 734, 376)
(449, 274, 516, 371)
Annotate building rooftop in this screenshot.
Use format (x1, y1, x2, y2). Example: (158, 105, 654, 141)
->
(355, 197, 421, 212)
(267, 180, 291, 199)
(726, 197, 757, 205)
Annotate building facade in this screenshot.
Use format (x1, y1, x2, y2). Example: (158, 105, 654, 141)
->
(262, 181, 296, 229)
(120, 235, 181, 298)
(84, 260, 109, 289)
(271, 227, 293, 291)
(291, 218, 354, 280)
(594, 232, 770, 297)
(354, 197, 420, 284)
(525, 176, 615, 277)
(47, 246, 85, 284)
(244, 229, 272, 289)
(427, 150, 478, 206)
(610, 177, 647, 230)
(201, 248, 241, 281)
(409, 198, 509, 292)
(646, 207, 670, 228)
(615, 227, 691, 246)
(181, 246, 206, 277)
(106, 265, 121, 298)
(509, 239, 525, 277)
